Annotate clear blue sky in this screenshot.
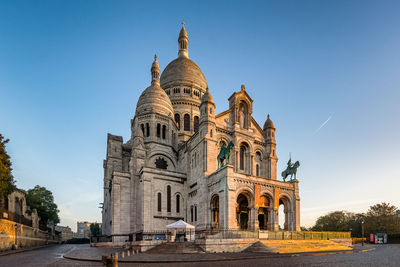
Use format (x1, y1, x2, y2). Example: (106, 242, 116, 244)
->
(1, 0, 399, 231)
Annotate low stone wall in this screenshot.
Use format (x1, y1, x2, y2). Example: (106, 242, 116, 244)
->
(330, 238, 353, 247)
(195, 238, 258, 253)
(0, 219, 59, 251)
(91, 240, 165, 252)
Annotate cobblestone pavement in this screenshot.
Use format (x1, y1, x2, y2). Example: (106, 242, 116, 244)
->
(0, 244, 84, 267)
(0, 244, 399, 267)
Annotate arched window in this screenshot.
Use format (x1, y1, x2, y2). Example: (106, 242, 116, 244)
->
(176, 195, 180, 213)
(157, 193, 162, 212)
(256, 164, 260, 176)
(240, 146, 245, 170)
(210, 129, 213, 137)
(191, 205, 194, 222)
(184, 114, 190, 131)
(195, 205, 197, 221)
(194, 116, 199, 132)
(141, 124, 144, 135)
(162, 125, 166, 139)
(167, 186, 171, 212)
(146, 123, 150, 137)
(157, 123, 161, 138)
(175, 114, 180, 130)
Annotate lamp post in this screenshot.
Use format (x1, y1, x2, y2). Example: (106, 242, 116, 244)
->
(361, 219, 365, 246)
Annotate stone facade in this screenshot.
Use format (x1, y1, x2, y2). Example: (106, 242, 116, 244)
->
(101, 24, 300, 242)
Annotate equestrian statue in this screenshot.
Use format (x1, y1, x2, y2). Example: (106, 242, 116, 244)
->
(281, 157, 300, 182)
(217, 141, 234, 168)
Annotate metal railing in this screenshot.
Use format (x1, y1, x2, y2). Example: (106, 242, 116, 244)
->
(263, 231, 351, 240)
(90, 229, 351, 243)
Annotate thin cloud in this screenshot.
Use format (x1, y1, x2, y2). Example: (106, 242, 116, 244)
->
(312, 115, 332, 136)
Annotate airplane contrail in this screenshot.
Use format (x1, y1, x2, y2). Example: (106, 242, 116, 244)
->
(312, 115, 332, 136)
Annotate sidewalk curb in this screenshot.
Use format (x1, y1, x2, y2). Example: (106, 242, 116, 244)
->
(0, 244, 57, 257)
(63, 248, 371, 263)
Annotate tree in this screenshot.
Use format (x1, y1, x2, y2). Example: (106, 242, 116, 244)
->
(365, 202, 400, 234)
(367, 202, 397, 217)
(312, 211, 355, 232)
(26, 185, 60, 225)
(90, 223, 101, 236)
(0, 133, 16, 199)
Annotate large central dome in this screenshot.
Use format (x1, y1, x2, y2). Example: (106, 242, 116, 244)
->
(160, 56, 207, 89)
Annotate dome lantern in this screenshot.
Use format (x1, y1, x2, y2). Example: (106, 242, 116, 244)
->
(151, 54, 160, 85)
(178, 21, 189, 58)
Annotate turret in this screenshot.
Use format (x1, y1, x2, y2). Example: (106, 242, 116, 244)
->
(200, 87, 215, 125)
(199, 88, 217, 173)
(178, 21, 189, 58)
(263, 114, 278, 179)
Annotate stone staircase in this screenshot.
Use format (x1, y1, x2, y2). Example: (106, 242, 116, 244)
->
(251, 240, 352, 254)
(242, 241, 275, 253)
(145, 242, 205, 254)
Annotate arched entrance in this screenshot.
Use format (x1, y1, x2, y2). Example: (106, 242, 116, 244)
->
(278, 197, 291, 230)
(257, 195, 270, 230)
(236, 193, 250, 229)
(210, 195, 219, 229)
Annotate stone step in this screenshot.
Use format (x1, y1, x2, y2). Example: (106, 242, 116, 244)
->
(242, 241, 275, 253)
(257, 240, 352, 254)
(145, 242, 204, 254)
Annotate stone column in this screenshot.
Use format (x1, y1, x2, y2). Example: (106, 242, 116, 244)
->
(250, 154, 254, 176)
(273, 209, 279, 231)
(284, 207, 288, 230)
(267, 208, 274, 230)
(254, 208, 260, 230)
(234, 150, 239, 172)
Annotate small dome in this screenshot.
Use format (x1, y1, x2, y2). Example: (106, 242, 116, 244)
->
(136, 56, 174, 117)
(263, 114, 275, 129)
(136, 83, 174, 117)
(201, 88, 214, 104)
(160, 57, 208, 89)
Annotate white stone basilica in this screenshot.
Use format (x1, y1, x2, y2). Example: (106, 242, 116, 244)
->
(101, 24, 300, 240)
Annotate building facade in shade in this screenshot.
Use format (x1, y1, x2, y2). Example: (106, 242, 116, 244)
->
(101, 24, 300, 239)
(55, 225, 73, 242)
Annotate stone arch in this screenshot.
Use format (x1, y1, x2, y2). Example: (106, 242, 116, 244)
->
(239, 141, 250, 172)
(174, 192, 182, 214)
(210, 194, 220, 229)
(184, 113, 190, 131)
(254, 150, 263, 177)
(194, 115, 199, 132)
(218, 136, 230, 148)
(235, 189, 254, 230)
(238, 100, 250, 129)
(147, 151, 177, 170)
(154, 190, 163, 213)
(278, 194, 292, 231)
(257, 192, 273, 230)
(174, 113, 181, 130)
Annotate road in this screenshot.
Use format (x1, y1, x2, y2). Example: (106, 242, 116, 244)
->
(0, 244, 399, 267)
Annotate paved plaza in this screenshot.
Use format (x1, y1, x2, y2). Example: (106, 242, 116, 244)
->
(0, 244, 399, 266)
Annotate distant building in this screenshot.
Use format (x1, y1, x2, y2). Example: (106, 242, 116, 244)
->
(77, 221, 91, 238)
(55, 225, 73, 241)
(77, 221, 101, 238)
